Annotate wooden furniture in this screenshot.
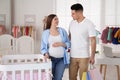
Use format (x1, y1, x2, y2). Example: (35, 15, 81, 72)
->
(95, 54, 120, 80)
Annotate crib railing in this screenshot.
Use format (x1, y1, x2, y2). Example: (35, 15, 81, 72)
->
(0, 63, 52, 80)
(0, 54, 52, 80)
(1, 54, 47, 64)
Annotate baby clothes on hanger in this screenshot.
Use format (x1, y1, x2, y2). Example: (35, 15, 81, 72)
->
(12, 26, 20, 38)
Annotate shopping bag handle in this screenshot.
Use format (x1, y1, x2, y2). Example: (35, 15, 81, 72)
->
(89, 63, 95, 70)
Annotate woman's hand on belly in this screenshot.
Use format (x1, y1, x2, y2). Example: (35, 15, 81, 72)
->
(52, 42, 66, 48)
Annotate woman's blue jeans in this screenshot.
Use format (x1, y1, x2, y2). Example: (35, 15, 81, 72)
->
(50, 56, 66, 80)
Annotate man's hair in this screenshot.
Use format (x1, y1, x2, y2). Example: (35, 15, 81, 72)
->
(71, 3, 83, 11)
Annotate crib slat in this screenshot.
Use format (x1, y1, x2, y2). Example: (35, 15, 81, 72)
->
(46, 69, 49, 80)
(38, 70, 41, 80)
(3, 71, 7, 80)
(21, 70, 24, 80)
(30, 70, 33, 80)
(12, 71, 15, 80)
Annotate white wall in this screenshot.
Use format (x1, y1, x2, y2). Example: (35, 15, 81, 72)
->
(103, 0, 120, 29)
(14, 0, 55, 26)
(1, 0, 120, 54)
(13, 0, 56, 53)
(79, 0, 102, 31)
(78, 0, 120, 31)
(0, 0, 11, 33)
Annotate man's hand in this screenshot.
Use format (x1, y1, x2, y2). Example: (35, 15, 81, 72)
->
(89, 56, 95, 64)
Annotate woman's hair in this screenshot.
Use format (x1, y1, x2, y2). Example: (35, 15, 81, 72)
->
(71, 3, 83, 11)
(43, 14, 56, 30)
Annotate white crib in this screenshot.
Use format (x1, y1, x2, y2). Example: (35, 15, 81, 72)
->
(0, 54, 52, 80)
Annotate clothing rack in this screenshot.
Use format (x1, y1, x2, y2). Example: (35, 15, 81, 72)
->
(105, 25, 120, 27)
(12, 25, 36, 39)
(101, 26, 120, 44)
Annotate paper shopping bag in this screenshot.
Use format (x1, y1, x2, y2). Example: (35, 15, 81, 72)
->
(87, 71, 91, 80)
(82, 72, 87, 80)
(89, 67, 103, 80)
(82, 71, 91, 80)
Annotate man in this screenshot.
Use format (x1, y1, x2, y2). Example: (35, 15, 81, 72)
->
(69, 3, 96, 80)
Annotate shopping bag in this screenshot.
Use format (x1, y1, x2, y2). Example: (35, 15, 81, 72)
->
(87, 71, 91, 80)
(89, 65, 103, 80)
(82, 64, 103, 80)
(82, 71, 91, 80)
(82, 72, 87, 80)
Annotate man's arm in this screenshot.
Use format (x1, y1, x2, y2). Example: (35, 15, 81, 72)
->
(90, 36, 96, 64)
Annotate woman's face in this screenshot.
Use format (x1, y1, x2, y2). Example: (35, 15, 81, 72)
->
(51, 16, 59, 27)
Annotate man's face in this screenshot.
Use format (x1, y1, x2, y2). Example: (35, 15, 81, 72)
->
(71, 10, 81, 20)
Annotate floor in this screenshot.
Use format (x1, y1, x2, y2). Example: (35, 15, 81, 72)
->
(62, 65, 118, 80)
